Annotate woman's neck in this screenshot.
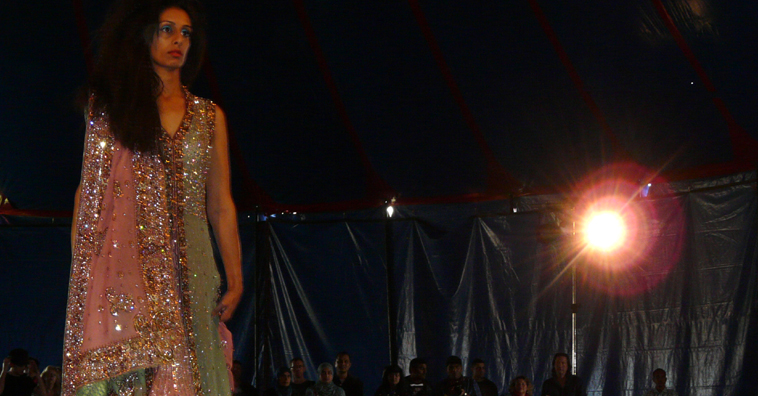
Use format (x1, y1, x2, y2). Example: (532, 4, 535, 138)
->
(155, 66, 183, 98)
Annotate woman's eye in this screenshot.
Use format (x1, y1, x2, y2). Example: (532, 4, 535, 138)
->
(160, 25, 172, 34)
(181, 28, 192, 38)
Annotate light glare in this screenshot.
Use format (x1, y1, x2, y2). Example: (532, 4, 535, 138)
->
(584, 211, 625, 251)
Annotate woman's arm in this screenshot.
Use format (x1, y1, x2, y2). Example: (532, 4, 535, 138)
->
(206, 105, 243, 322)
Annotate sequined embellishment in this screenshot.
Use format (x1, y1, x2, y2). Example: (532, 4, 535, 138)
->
(159, 87, 205, 396)
(62, 96, 196, 396)
(113, 181, 122, 198)
(105, 288, 135, 317)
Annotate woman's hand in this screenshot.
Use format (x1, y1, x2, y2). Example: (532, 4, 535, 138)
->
(213, 286, 243, 322)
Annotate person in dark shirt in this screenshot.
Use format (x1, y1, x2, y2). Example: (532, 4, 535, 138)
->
(470, 359, 497, 396)
(0, 349, 41, 396)
(434, 356, 481, 396)
(264, 367, 293, 396)
(540, 353, 583, 396)
(403, 358, 432, 396)
(333, 352, 363, 396)
(291, 358, 316, 396)
(373, 365, 406, 396)
(508, 376, 533, 396)
(232, 360, 258, 396)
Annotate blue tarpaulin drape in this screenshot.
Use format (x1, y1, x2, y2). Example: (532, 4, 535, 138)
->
(2, 172, 756, 395)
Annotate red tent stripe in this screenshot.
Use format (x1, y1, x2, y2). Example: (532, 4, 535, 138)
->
(202, 61, 277, 211)
(408, 0, 521, 193)
(527, 0, 629, 160)
(292, 0, 395, 200)
(650, 0, 758, 163)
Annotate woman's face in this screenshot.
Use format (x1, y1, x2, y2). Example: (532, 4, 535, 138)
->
(389, 372, 401, 385)
(514, 379, 528, 395)
(319, 367, 333, 383)
(150, 7, 192, 70)
(278, 372, 291, 387)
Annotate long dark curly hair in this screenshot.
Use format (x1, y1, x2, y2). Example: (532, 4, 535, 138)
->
(86, 0, 207, 154)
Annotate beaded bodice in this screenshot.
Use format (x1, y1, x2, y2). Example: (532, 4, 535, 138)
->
(160, 90, 216, 220)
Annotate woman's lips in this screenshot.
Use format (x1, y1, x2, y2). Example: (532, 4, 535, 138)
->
(169, 50, 183, 57)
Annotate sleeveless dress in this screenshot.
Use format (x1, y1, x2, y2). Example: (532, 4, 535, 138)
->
(63, 90, 231, 396)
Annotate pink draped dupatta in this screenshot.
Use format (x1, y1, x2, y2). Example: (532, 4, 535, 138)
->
(62, 110, 196, 396)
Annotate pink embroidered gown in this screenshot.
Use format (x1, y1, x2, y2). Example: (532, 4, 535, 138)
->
(63, 90, 232, 396)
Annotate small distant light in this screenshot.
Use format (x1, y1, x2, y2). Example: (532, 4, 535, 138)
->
(115, 324, 122, 331)
(386, 205, 394, 218)
(270, 214, 276, 218)
(690, 82, 694, 85)
(641, 182, 652, 198)
(513, 208, 518, 213)
(293, 212, 297, 215)
(99, 141, 107, 148)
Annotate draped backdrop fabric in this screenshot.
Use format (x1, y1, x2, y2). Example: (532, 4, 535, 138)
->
(1, 172, 756, 396)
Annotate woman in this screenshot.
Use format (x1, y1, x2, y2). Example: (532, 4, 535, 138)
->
(62, 1, 242, 395)
(508, 376, 532, 396)
(264, 367, 293, 396)
(540, 353, 583, 396)
(373, 365, 405, 396)
(306, 363, 345, 396)
(40, 366, 62, 396)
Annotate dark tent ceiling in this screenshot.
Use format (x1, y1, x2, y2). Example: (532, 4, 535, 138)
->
(1, 0, 757, 216)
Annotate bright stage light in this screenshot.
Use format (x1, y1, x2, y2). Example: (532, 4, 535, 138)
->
(584, 211, 625, 251)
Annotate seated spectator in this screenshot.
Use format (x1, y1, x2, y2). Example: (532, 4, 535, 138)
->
(291, 358, 315, 396)
(434, 356, 481, 396)
(39, 366, 61, 396)
(334, 352, 363, 396)
(265, 367, 293, 396)
(470, 359, 497, 396)
(0, 348, 41, 396)
(307, 363, 345, 396)
(403, 358, 432, 396)
(540, 353, 583, 396)
(643, 369, 677, 396)
(508, 376, 532, 396)
(373, 365, 406, 396)
(232, 360, 258, 396)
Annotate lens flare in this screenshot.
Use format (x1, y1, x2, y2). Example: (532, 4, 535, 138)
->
(566, 162, 684, 296)
(584, 211, 625, 251)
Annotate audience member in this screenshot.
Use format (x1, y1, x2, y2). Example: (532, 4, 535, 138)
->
(307, 363, 345, 396)
(291, 358, 316, 396)
(265, 367, 293, 396)
(39, 367, 61, 396)
(403, 358, 432, 396)
(434, 356, 481, 396)
(508, 376, 532, 396)
(470, 359, 497, 396)
(643, 369, 677, 396)
(373, 365, 406, 396)
(334, 352, 363, 396)
(540, 353, 583, 396)
(232, 360, 258, 396)
(0, 348, 41, 396)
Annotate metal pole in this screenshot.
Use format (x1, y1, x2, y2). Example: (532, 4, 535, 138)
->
(571, 219, 577, 374)
(571, 261, 577, 374)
